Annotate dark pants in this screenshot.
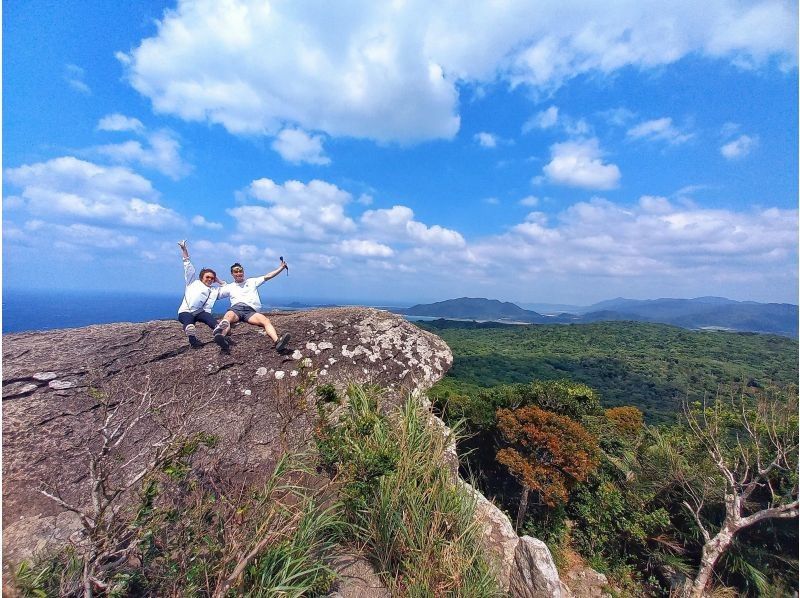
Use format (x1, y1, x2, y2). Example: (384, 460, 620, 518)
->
(178, 311, 217, 331)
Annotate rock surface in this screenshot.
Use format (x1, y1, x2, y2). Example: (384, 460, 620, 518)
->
(3, 306, 567, 597)
(510, 537, 564, 597)
(2, 307, 451, 573)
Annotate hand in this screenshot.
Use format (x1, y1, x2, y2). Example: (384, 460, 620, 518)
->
(178, 240, 188, 250)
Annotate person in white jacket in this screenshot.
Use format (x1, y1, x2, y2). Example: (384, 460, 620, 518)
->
(177, 240, 226, 349)
(213, 260, 290, 352)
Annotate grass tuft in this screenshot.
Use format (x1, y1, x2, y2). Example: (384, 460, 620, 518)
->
(316, 384, 501, 597)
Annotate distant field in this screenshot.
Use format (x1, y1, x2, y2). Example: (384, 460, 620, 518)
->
(418, 320, 798, 423)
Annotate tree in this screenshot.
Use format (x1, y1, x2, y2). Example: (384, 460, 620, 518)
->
(605, 406, 644, 440)
(670, 389, 798, 597)
(496, 405, 600, 530)
(38, 375, 219, 596)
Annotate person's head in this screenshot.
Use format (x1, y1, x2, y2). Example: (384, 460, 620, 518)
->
(230, 262, 245, 282)
(198, 268, 216, 287)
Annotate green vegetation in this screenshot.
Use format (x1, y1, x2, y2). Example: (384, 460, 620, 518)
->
(420, 320, 797, 422)
(15, 383, 501, 597)
(420, 320, 798, 596)
(315, 385, 501, 597)
(15, 449, 341, 597)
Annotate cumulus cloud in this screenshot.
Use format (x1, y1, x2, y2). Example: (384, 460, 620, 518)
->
(3, 156, 184, 229)
(64, 64, 91, 94)
(542, 138, 621, 189)
(638, 195, 674, 213)
(120, 0, 796, 143)
(627, 117, 693, 145)
(24, 220, 138, 249)
(229, 178, 356, 241)
(361, 205, 465, 247)
(192, 215, 223, 229)
(94, 130, 191, 179)
(472, 198, 798, 286)
(97, 113, 145, 133)
(522, 106, 559, 132)
(336, 239, 394, 257)
(518, 195, 540, 207)
(474, 132, 499, 148)
(271, 128, 331, 165)
(720, 134, 758, 159)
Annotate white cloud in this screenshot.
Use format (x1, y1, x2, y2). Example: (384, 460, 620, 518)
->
(64, 64, 90, 94)
(638, 195, 673, 214)
(356, 193, 374, 206)
(484, 197, 500, 205)
(3, 156, 184, 230)
(229, 178, 356, 241)
(522, 106, 559, 132)
(720, 121, 741, 137)
(361, 205, 466, 247)
(94, 130, 191, 179)
(271, 128, 331, 165)
(518, 195, 540, 207)
(720, 134, 758, 159)
(121, 0, 796, 143)
(192, 215, 223, 229)
(23, 220, 138, 249)
(542, 138, 621, 190)
(472, 199, 798, 287)
(336, 239, 394, 257)
(627, 117, 693, 144)
(97, 113, 145, 133)
(474, 132, 499, 148)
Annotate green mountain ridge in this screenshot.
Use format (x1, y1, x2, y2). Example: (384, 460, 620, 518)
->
(399, 296, 798, 337)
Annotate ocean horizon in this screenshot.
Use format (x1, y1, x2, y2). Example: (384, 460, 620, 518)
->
(1, 289, 415, 334)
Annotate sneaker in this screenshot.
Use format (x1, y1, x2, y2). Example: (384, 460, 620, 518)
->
(189, 335, 202, 349)
(274, 333, 290, 352)
(214, 333, 229, 352)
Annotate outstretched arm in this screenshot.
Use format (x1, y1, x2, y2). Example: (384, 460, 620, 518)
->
(261, 260, 288, 282)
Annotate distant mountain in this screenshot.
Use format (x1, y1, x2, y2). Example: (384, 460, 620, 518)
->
(400, 296, 798, 337)
(400, 297, 547, 322)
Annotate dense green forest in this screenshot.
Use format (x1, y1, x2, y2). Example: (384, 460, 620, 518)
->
(418, 320, 798, 423)
(418, 320, 798, 596)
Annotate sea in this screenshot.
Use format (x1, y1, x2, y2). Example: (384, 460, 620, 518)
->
(2, 289, 413, 334)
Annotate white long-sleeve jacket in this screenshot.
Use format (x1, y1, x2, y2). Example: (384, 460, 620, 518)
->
(177, 259, 223, 315)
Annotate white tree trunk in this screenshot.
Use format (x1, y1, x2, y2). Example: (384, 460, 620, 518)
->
(689, 527, 734, 598)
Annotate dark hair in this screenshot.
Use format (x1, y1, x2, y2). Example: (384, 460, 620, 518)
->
(199, 268, 216, 280)
(230, 262, 244, 273)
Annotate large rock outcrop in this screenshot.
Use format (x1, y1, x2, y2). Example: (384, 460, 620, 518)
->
(3, 306, 568, 596)
(3, 308, 451, 568)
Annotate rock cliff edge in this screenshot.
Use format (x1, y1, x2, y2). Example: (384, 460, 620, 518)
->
(3, 307, 569, 596)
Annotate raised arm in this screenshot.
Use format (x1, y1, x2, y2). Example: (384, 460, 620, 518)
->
(261, 260, 288, 282)
(179, 240, 196, 285)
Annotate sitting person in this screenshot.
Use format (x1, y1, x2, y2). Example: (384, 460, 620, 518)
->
(176, 240, 226, 349)
(214, 260, 290, 352)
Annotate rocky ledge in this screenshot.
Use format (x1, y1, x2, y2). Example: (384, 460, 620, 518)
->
(3, 307, 579, 596)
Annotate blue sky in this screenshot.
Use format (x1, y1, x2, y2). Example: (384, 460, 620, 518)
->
(4, 0, 798, 306)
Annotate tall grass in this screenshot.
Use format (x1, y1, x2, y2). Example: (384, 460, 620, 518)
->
(316, 385, 502, 597)
(14, 453, 343, 597)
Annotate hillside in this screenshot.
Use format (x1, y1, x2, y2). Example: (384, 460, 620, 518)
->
(402, 297, 546, 322)
(418, 319, 798, 423)
(400, 296, 799, 337)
